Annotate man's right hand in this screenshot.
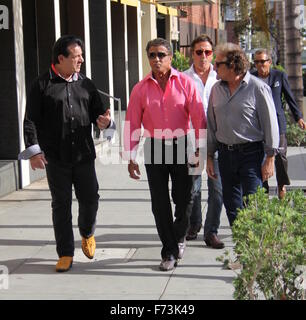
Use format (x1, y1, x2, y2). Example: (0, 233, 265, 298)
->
(128, 160, 141, 180)
(30, 153, 48, 170)
(206, 156, 217, 180)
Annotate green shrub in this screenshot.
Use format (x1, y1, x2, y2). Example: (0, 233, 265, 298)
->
(171, 51, 190, 71)
(218, 188, 306, 300)
(285, 110, 306, 146)
(273, 64, 286, 73)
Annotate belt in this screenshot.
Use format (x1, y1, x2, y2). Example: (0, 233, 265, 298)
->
(149, 136, 187, 146)
(217, 141, 263, 151)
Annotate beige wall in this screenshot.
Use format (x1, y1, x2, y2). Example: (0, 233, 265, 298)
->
(141, 2, 157, 77)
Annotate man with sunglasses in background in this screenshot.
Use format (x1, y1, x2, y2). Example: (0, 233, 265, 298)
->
(207, 43, 279, 228)
(252, 49, 305, 199)
(123, 38, 206, 271)
(184, 35, 224, 249)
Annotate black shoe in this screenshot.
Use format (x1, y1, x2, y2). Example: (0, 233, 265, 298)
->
(159, 255, 177, 271)
(186, 224, 202, 241)
(204, 233, 225, 249)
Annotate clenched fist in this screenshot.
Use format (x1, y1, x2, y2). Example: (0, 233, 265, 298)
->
(96, 109, 111, 130)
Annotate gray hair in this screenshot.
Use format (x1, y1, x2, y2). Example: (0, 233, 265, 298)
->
(254, 49, 272, 60)
(215, 42, 249, 75)
(146, 38, 173, 56)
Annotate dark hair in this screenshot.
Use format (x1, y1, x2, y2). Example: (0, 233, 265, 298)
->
(191, 34, 213, 51)
(215, 43, 249, 75)
(52, 35, 84, 64)
(146, 38, 173, 55)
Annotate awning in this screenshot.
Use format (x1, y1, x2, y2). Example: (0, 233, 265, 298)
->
(157, 4, 168, 15)
(154, 0, 216, 5)
(168, 7, 178, 16)
(156, 4, 179, 16)
(120, 0, 139, 7)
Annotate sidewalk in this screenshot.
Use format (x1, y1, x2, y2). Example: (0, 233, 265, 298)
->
(0, 144, 305, 300)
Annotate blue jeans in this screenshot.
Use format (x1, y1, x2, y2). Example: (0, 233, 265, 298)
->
(204, 157, 223, 237)
(218, 142, 264, 226)
(190, 154, 223, 237)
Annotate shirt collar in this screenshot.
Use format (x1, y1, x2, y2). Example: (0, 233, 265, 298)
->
(191, 63, 214, 75)
(147, 67, 179, 81)
(242, 71, 251, 84)
(220, 71, 250, 87)
(50, 64, 79, 82)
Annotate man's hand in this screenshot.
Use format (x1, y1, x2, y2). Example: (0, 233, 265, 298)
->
(297, 118, 306, 130)
(128, 160, 141, 180)
(96, 109, 111, 130)
(261, 156, 274, 182)
(206, 156, 217, 180)
(188, 148, 200, 168)
(30, 153, 48, 170)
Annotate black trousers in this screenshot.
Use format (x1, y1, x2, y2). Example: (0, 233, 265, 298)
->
(263, 134, 290, 192)
(45, 159, 99, 257)
(144, 137, 194, 259)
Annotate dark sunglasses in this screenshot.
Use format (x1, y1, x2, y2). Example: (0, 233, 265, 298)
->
(254, 59, 269, 64)
(215, 61, 228, 68)
(148, 52, 168, 59)
(195, 49, 213, 56)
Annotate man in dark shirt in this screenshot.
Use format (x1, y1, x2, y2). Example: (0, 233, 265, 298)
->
(19, 35, 115, 272)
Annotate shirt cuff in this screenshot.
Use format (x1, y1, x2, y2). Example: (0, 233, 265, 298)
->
(102, 119, 116, 140)
(264, 147, 278, 157)
(18, 144, 42, 160)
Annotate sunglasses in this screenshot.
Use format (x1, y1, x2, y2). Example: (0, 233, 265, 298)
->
(215, 61, 228, 68)
(148, 52, 168, 59)
(254, 59, 269, 64)
(195, 49, 213, 56)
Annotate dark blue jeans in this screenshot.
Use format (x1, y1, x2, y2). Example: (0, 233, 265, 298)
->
(218, 142, 264, 226)
(190, 154, 223, 237)
(204, 155, 223, 237)
(45, 159, 99, 257)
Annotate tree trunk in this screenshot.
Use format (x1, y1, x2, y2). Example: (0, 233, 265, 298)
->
(285, 0, 303, 115)
(276, 0, 286, 67)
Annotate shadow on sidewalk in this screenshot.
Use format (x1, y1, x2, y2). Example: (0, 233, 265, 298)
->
(1, 257, 234, 284)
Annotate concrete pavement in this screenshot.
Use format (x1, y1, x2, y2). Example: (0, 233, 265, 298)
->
(0, 143, 305, 300)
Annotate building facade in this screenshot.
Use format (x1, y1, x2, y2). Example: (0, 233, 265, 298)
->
(0, 0, 221, 193)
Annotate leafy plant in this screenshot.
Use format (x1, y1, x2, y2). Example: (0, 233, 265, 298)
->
(171, 51, 190, 72)
(273, 64, 286, 73)
(217, 188, 306, 300)
(285, 110, 306, 146)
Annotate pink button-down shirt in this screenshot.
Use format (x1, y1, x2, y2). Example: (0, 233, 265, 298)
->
(124, 68, 206, 160)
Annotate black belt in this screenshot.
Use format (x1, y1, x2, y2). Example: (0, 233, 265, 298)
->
(148, 136, 187, 146)
(217, 141, 263, 151)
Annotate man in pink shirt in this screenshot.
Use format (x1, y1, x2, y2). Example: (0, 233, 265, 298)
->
(124, 38, 206, 271)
